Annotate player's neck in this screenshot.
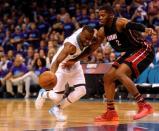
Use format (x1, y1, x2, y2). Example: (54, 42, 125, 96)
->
(105, 17, 114, 28)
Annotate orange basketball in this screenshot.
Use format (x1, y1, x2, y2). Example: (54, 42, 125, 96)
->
(39, 71, 57, 90)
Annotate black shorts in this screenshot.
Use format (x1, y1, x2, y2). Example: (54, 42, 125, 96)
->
(112, 43, 155, 78)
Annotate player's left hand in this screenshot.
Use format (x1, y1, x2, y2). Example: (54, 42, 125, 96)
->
(62, 60, 76, 70)
(145, 28, 156, 36)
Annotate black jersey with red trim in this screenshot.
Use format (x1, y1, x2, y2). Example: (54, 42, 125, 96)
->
(104, 17, 146, 52)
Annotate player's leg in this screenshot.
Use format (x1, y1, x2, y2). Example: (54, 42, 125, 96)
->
(95, 66, 119, 122)
(59, 68, 86, 109)
(35, 69, 67, 109)
(115, 45, 154, 120)
(95, 53, 131, 122)
(49, 68, 86, 121)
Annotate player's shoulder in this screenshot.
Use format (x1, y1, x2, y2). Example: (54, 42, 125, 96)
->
(64, 28, 82, 44)
(116, 17, 129, 30)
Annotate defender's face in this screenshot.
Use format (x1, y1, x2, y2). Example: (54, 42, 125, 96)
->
(98, 10, 110, 25)
(80, 30, 94, 46)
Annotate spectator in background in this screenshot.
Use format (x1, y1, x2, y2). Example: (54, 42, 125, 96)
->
(75, 7, 82, 22)
(114, 3, 123, 17)
(109, 52, 116, 63)
(47, 40, 58, 50)
(23, 17, 31, 29)
(95, 52, 105, 63)
(39, 49, 46, 59)
(33, 57, 48, 77)
(7, 50, 14, 61)
(15, 43, 24, 56)
(103, 46, 112, 63)
(79, 6, 89, 26)
(31, 52, 40, 69)
(21, 23, 30, 49)
(48, 8, 57, 25)
(88, 12, 99, 29)
(39, 40, 47, 52)
(63, 15, 75, 38)
(67, 1, 76, 17)
(148, 0, 159, 25)
(46, 48, 56, 69)
(10, 26, 23, 45)
(0, 23, 5, 46)
(25, 45, 34, 70)
(59, 7, 69, 22)
(1, 54, 29, 98)
(0, 54, 12, 81)
(0, 46, 4, 56)
(53, 14, 63, 33)
(28, 22, 40, 49)
(2, 30, 13, 52)
(21, 23, 30, 40)
(37, 15, 50, 35)
(131, 6, 148, 25)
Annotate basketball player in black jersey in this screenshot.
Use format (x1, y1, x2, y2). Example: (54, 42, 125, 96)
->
(64, 5, 156, 122)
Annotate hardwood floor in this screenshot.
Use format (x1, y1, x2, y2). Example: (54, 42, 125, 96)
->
(0, 99, 159, 131)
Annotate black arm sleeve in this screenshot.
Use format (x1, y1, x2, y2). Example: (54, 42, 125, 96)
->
(125, 22, 145, 32)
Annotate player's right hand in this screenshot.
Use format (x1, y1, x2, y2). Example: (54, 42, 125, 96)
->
(62, 60, 76, 70)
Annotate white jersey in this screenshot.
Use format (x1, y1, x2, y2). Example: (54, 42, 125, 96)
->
(51, 28, 84, 72)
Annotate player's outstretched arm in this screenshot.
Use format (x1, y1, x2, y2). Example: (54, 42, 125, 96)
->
(118, 18, 156, 35)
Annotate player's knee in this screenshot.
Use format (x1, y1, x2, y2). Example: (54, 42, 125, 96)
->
(115, 71, 125, 82)
(68, 86, 86, 103)
(24, 76, 31, 82)
(103, 72, 114, 83)
(76, 86, 86, 97)
(81, 86, 87, 96)
(48, 90, 63, 104)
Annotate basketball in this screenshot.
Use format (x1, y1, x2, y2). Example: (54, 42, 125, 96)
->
(39, 71, 57, 90)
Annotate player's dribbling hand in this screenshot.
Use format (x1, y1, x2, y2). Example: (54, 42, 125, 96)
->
(62, 60, 76, 70)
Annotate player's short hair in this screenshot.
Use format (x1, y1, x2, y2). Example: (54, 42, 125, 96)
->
(82, 25, 94, 33)
(99, 4, 115, 15)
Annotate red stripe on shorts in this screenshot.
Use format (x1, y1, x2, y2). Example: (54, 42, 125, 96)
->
(126, 45, 149, 77)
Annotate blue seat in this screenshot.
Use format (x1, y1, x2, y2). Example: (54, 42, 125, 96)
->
(148, 67, 157, 83)
(154, 66, 159, 83)
(136, 67, 150, 83)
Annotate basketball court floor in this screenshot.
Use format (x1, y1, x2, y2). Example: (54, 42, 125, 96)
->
(0, 99, 159, 131)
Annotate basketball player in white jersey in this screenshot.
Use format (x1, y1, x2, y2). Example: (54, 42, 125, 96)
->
(35, 26, 96, 121)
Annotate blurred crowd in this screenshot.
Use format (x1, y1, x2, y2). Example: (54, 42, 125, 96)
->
(0, 0, 159, 98)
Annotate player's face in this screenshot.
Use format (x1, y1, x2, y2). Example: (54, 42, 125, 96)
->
(80, 30, 94, 46)
(98, 10, 110, 25)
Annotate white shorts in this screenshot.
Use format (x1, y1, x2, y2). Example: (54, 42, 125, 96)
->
(53, 65, 85, 92)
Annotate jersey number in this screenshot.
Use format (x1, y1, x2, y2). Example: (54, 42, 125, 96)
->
(116, 40, 122, 46)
